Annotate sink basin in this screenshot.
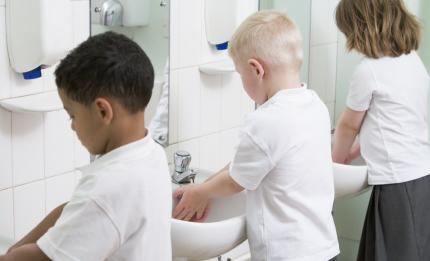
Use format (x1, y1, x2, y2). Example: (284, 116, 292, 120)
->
(0, 237, 14, 255)
(171, 169, 247, 260)
(171, 163, 370, 260)
(333, 163, 370, 199)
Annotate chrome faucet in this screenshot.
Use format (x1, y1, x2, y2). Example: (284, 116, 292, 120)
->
(172, 150, 196, 184)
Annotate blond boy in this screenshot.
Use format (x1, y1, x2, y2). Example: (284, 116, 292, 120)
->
(173, 11, 339, 261)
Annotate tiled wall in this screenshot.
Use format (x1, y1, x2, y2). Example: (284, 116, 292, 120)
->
(0, 1, 90, 241)
(166, 0, 258, 173)
(308, 0, 339, 128)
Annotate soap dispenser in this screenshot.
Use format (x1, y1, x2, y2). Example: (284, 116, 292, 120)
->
(204, 0, 240, 51)
(6, 0, 74, 80)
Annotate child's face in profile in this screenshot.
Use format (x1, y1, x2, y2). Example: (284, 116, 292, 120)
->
(58, 89, 108, 155)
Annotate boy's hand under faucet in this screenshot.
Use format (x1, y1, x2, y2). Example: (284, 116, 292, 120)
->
(173, 164, 244, 222)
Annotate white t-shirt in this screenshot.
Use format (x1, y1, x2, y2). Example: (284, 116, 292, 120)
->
(230, 85, 339, 261)
(347, 51, 430, 185)
(37, 134, 172, 261)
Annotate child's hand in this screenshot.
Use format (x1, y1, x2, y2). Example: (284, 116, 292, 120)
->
(173, 184, 210, 221)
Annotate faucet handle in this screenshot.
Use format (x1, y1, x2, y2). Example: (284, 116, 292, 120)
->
(174, 150, 191, 173)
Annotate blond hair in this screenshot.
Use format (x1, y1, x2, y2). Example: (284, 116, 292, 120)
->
(229, 10, 303, 71)
(336, 0, 421, 59)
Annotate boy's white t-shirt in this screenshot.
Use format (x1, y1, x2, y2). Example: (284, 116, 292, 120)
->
(37, 134, 172, 261)
(347, 51, 430, 185)
(230, 85, 339, 261)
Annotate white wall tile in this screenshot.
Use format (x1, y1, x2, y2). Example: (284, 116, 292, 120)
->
(309, 43, 337, 103)
(0, 7, 10, 100)
(177, 139, 200, 170)
(177, 67, 201, 142)
(74, 136, 90, 168)
(221, 73, 243, 129)
(12, 113, 44, 186)
(72, 0, 90, 47)
(220, 128, 240, 164)
(310, 0, 339, 46)
(200, 74, 221, 136)
(168, 69, 179, 144)
(0, 108, 12, 190)
(44, 110, 75, 177)
(14, 181, 45, 239)
(199, 134, 221, 172)
(0, 189, 14, 240)
(0, 0, 5, 7)
(45, 172, 76, 213)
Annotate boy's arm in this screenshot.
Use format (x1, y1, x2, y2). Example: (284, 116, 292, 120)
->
(173, 164, 243, 221)
(7, 203, 67, 254)
(332, 108, 366, 164)
(1, 244, 50, 261)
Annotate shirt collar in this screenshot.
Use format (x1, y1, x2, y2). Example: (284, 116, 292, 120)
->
(260, 83, 308, 108)
(77, 130, 154, 174)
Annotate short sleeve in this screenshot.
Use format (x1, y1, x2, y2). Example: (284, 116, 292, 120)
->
(37, 199, 120, 261)
(229, 130, 275, 190)
(346, 60, 377, 111)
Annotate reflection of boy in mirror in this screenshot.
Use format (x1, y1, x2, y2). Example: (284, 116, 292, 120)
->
(148, 61, 169, 146)
(173, 11, 339, 261)
(1, 32, 172, 261)
(332, 0, 430, 260)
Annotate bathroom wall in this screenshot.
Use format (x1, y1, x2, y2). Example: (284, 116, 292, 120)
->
(0, 1, 90, 241)
(166, 0, 258, 174)
(308, 0, 339, 128)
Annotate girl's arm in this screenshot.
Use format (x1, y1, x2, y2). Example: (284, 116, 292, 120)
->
(332, 108, 366, 164)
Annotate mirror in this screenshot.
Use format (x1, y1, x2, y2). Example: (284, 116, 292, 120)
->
(259, 0, 311, 83)
(90, 0, 170, 146)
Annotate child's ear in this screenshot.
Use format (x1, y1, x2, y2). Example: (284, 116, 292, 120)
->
(248, 58, 265, 79)
(94, 98, 114, 124)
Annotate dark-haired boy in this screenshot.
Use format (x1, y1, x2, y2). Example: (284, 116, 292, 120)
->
(1, 32, 172, 261)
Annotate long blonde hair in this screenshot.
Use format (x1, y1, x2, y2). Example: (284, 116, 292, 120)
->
(336, 0, 421, 58)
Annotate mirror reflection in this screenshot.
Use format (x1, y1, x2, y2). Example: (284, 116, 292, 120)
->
(90, 0, 170, 146)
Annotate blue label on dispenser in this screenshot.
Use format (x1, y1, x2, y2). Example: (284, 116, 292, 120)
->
(215, 41, 229, 51)
(23, 67, 42, 80)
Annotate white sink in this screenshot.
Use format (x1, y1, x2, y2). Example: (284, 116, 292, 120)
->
(333, 163, 370, 199)
(171, 169, 247, 260)
(171, 163, 369, 260)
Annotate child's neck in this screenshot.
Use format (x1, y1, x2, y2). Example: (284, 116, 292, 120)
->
(265, 69, 301, 100)
(104, 112, 147, 154)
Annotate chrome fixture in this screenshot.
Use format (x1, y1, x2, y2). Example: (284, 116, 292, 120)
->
(172, 150, 196, 184)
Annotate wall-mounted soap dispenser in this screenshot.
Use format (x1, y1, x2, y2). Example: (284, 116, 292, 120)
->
(6, 0, 74, 80)
(204, 0, 240, 51)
